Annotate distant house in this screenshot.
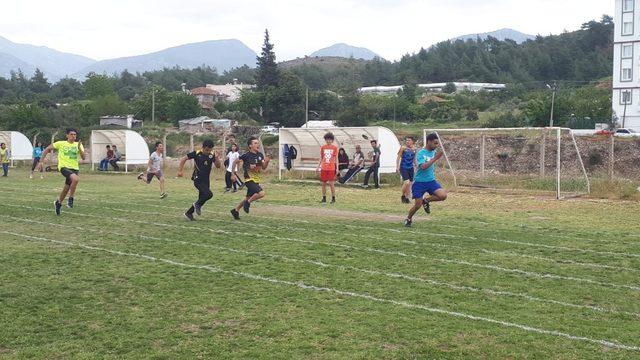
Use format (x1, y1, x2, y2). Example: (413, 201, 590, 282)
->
(100, 115, 143, 129)
(190, 87, 220, 110)
(206, 82, 256, 102)
(178, 116, 236, 133)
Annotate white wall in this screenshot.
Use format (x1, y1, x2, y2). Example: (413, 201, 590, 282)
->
(613, 0, 640, 129)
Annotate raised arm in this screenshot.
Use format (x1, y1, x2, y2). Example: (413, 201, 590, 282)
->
(214, 151, 222, 169)
(40, 144, 55, 162)
(420, 151, 444, 170)
(262, 155, 271, 170)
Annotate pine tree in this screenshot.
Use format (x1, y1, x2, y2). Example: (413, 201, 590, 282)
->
(256, 29, 280, 89)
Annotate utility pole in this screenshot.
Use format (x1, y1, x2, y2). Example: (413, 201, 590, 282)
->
(305, 87, 309, 128)
(547, 82, 557, 127)
(151, 88, 156, 123)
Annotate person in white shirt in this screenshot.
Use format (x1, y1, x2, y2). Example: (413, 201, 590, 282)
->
(224, 143, 243, 192)
(137, 141, 167, 199)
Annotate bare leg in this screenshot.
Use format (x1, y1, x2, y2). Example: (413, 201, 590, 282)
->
(247, 191, 265, 204)
(67, 174, 80, 198)
(159, 177, 165, 194)
(329, 181, 335, 197)
(424, 188, 448, 203)
(58, 184, 71, 203)
(322, 181, 327, 196)
(407, 198, 423, 220)
(402, 181, 412, 197)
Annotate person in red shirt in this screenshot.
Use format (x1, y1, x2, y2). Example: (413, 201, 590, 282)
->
(316, 132, 339, 204)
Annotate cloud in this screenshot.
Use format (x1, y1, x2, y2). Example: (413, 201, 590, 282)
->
(0, 0, 613, 61)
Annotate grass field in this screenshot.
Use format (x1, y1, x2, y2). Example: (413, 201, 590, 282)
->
(1, 168, 640, 359)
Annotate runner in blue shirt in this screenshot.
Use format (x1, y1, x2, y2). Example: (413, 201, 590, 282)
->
(30, 141, 44, 179)
(404, 133, 448, 227)
(396, 136, 417, 204)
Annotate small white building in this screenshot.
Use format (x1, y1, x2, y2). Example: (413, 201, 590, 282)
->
(613, 0, 640, 130)
(178, 117, 235, 133)
(206, 82, 256, 102)
(100, 115, 143, 129)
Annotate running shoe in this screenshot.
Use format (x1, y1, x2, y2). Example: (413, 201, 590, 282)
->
(230, 209, 240, 220)
(137, 172, 144, 180)
(67, 197, 74, 208)
(423, 200, 431, 214)
(403, 218, 412, 227)
(184, 212, 195, 221)
(54, 200, 62, 215)
(193, 202, 202, 216)
(160, 193, 167, 199)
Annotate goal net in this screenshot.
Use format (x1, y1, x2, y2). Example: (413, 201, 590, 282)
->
(422, 127, 591, 199)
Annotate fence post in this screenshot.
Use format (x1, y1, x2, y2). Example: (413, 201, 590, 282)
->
(540, 129, 546, 177)
(556, 128, 561, 200)
(190, 135, 194, 152)
(162, 133, 167, 170)
(480, 133, 486, 177)
(609, 134, 615, 180)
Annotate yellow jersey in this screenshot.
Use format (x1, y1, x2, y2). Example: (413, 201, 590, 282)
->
(53, 141, 83, 170)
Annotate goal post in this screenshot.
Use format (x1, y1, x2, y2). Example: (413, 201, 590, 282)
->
(423, 127, 591, 199)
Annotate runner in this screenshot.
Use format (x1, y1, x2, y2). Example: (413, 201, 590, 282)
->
(404, 133, 448, 227)
(316, 132, 339, 204)
(224, 143, 243, 193)
(137, 141, 167, 199)
(230, 136, 271, 220)
(40, 128, 85, 215)
(396, 136, 417, 203)
(30, 141, 44, 179)
(177, 139, 221, 221)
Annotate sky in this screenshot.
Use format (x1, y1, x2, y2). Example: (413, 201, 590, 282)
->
(0, 0, 614, 62)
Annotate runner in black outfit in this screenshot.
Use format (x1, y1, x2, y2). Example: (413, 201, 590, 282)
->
(177, 139, 221, 221)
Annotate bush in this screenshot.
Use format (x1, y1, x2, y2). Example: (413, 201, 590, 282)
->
(483, 112, 525, 128)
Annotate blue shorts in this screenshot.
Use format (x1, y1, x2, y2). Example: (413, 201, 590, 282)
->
(400, 168, 414, 182)
(412, 180, 442, 199)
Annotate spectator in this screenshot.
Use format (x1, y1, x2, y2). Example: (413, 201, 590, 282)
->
(110, 145, 121, 171)
(225, 143, 243, 192)
(30, 141, 44, 179)
(100, 145, 112, 171)
(338, 148, 349, 174)
(362, 139, 381, 189)
(339, 145, 364, 184)
(0, 143, 10, 177)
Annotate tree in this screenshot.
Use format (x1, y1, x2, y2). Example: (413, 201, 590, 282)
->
(261, 72, 305, 126)
(131, 85, 170, 121)
(168, 92, 201, 123)
(83, 73, 116, 99)
(29, 69, 51, 94)
(52, 78, 84, 101)
(442, 82, 457, 94)
(256, 29, 280, 89)
(91, 94, 130, 117)
(3, 103, 47, 134)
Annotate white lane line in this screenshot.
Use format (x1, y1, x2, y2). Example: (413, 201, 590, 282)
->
(7, 214, 639, 319)
(5, 194, 640, 272)
(5, 203, 640, 292)
(3, 230, 639, 352)
(6, 185, 638, 243)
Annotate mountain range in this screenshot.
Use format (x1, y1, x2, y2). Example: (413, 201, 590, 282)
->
(451, 28, 536, 44)
(0, 29, 535, 81)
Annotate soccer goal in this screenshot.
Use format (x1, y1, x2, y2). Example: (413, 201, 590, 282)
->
(423, 127, 591, 199)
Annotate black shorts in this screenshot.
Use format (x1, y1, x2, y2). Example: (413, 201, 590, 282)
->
(400, 168, 414, 182)
(245, 181, 263, 197)
(147, 170, 163, 183)
(60, 168, 79, 185)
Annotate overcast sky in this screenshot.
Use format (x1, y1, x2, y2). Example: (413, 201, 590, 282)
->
(1, 0, 613, 62)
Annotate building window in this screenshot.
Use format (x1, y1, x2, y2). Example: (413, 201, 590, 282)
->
(621, 90, 633, 105)
(624, 0, 635, 12)
(623, 21, 634, 35)
(622, 66, 633, 81)
(623, 44, 634, 59)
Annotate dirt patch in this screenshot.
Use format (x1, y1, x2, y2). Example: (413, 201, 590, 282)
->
(207, 306, 220, 314)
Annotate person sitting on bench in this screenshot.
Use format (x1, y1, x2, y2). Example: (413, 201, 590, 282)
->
(339, 145, 365, 184)
(110, 145, 121, 171)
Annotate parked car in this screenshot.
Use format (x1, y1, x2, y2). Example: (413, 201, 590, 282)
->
(615, 128, 640, 137)
(261, 125, 279, 135)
